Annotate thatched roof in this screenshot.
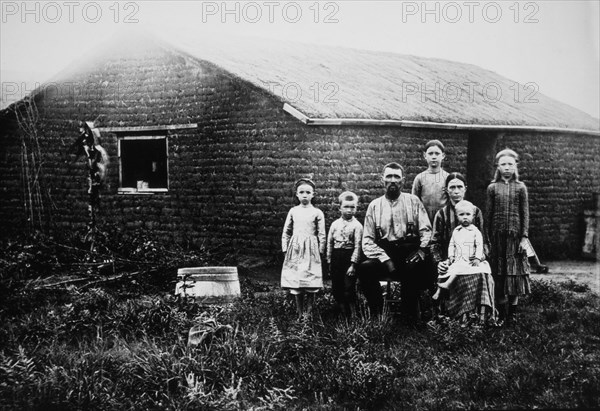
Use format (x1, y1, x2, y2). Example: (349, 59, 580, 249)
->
(155, 28, 599, 132)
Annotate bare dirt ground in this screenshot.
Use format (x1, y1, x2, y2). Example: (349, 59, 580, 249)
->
(530, 260, 600, 294)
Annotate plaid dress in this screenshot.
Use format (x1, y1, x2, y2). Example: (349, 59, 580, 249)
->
(444, 271, 495, 318)
(485, 179, 531, 297)
(431, 203, 495, 318)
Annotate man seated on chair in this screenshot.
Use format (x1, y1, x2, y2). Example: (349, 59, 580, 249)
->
(358, 162, 432, 319)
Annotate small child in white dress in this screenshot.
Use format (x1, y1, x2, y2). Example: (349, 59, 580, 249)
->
(432, 200, 491, 300)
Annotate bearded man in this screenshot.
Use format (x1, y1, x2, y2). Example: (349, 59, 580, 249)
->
(358, 162, 432, 319)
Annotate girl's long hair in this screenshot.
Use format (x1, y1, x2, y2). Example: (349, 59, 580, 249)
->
(492, 148, 520, 182)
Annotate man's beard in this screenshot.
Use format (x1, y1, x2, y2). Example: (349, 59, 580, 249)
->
(386, 184, 400, 200)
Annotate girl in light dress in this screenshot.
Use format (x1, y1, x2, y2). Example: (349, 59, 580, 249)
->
(281, 178, 326, 320)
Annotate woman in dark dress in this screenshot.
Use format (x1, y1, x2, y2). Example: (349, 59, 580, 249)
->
(430, 173, 495, 324)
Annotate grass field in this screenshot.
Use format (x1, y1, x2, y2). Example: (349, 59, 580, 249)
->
(1, 233, 599, 410)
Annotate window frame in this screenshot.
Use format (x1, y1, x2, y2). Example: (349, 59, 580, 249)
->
(117, 135, 169, 194)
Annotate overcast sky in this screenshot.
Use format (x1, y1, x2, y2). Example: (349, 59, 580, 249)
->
(1, 0, 599, 119)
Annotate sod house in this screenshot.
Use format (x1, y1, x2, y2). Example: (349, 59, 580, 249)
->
(1, 29, 599, 261)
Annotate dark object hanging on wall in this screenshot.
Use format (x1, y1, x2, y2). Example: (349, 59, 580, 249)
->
(71, 121, 108, 251)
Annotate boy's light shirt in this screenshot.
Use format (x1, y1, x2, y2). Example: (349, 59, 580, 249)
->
(326, 216, 363, 264)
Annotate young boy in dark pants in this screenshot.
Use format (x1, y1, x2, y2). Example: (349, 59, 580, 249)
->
(327, 191, 363, 317)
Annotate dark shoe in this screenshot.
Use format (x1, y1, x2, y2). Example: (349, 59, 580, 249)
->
(497, 303, 508, 327)
(507, 304, 518, 326)
(536, 265, 549, 274)
(498, 303, 506, 321)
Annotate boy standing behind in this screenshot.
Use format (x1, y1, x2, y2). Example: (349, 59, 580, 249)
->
(412, 140, 450, 224)
(327, 191, 363, 317)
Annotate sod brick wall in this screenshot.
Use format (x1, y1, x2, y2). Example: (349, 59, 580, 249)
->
(0, 41, 597, 260)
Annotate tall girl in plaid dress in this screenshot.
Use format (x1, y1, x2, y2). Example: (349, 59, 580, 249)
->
(485, 149, 531, 325)
(281, 178, 326, 320)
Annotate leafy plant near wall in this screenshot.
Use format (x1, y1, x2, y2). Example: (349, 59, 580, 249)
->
(13, 100, 110, 254)
(13, 97, 54, 232)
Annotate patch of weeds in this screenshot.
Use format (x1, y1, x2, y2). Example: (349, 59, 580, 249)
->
(526, 279, 567, 307)
(329, 345, 396, 406)
(427, 315, 487, 352)
(560, 278, 592, 293)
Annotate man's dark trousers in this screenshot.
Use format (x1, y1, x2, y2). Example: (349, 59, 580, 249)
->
(358, 243, 425, 318)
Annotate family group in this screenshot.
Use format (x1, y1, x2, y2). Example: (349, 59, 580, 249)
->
(281, 140, 535, 326)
